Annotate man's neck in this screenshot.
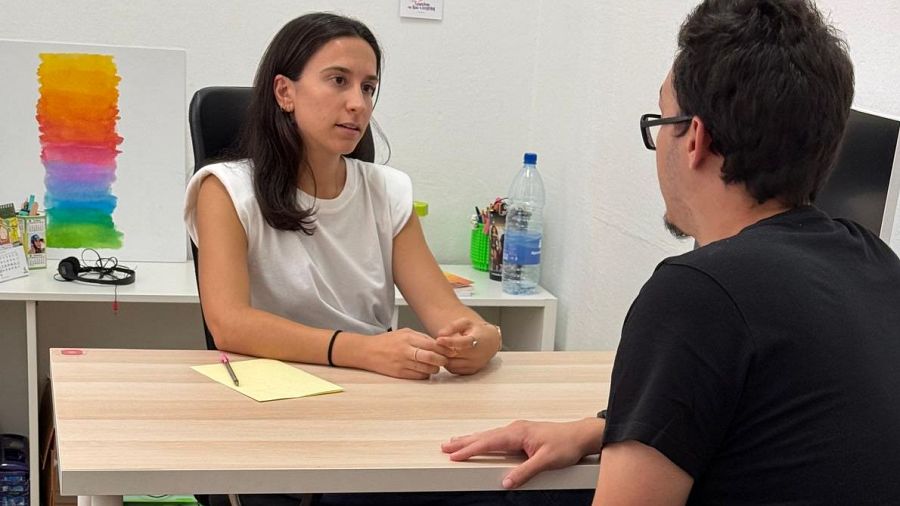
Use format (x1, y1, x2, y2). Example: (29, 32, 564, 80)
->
(692, 195, 792, 247)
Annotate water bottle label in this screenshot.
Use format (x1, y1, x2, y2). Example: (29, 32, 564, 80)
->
(503, 233, 541, 265)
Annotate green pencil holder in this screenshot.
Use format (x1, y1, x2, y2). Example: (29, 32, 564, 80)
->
(470, 224, 490, 271)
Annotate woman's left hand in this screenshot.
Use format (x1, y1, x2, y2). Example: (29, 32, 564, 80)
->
(435, 318, 501, 375)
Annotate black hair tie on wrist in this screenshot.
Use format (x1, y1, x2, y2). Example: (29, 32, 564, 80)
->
(327, 330, 343, 367)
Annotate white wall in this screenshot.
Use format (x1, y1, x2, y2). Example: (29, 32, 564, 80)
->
(1, 1, 898, 352)
(528, 1, 698, 350)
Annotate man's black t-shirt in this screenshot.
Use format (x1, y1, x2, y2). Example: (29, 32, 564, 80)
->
(603, 207, 900, 505)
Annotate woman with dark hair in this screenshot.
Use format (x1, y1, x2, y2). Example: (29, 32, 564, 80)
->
(184, 13, 500, 383)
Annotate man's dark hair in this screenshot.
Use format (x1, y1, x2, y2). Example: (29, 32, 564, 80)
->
(673, 0, 855, 206)
(240, 13, 382, 234)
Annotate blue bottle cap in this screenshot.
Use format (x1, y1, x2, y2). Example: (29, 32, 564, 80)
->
(523, 152, 537, 164)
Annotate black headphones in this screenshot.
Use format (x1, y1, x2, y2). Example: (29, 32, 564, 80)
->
(57, 256, 136, 286)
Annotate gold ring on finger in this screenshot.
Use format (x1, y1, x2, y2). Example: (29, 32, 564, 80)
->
(414, 347, 420, 362)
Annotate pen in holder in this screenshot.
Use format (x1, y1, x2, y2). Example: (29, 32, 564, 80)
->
(470, 223, 489, 272)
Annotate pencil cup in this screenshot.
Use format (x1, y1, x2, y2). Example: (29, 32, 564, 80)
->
(470, 224, 489, 272)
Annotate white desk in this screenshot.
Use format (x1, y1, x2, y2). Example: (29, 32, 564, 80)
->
(50, 349, 609, 503)
(0, 260, 557, 503)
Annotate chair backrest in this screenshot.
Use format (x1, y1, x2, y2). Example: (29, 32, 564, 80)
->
(189, 86, 253, 167)
(187, 86, 376, 350)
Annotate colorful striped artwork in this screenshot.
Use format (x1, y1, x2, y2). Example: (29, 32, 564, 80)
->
(36, 53, 124, 248)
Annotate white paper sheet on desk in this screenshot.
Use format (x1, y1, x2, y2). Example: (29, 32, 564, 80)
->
(192, 358, 343, 402)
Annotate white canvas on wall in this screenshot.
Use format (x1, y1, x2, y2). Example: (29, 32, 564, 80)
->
(0, 39, 186, 262)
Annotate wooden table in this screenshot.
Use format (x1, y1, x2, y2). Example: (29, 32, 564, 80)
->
(50, 348, 613, 505)
(3, 262, 558, 502)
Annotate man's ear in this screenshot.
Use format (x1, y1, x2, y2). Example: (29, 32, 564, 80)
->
(687, 116, 715, 170)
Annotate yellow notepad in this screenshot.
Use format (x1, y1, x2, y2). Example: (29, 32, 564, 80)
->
(192, 358, 343, 402)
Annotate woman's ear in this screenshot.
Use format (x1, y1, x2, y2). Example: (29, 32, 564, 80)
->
(273, 75, 295, 113)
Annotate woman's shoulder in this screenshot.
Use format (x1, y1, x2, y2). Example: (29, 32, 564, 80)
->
(196, 159, 253, 185)
(347, 157, 411, 189)
(187, 159, 255, 207)
(346, 158, 413, 232)
(183, 159, 257, 241)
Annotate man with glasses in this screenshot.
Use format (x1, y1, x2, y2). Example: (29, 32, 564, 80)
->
(443, 0, 900, 504)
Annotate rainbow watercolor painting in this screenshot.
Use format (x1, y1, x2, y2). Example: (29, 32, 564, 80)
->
(36, 53, 124, 248)
(1, 40, 186, 262)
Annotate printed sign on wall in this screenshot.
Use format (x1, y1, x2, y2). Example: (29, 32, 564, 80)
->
(400, 0, 444, 20)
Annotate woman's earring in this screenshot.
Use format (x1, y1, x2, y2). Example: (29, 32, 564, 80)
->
(283, 106, 296, 124)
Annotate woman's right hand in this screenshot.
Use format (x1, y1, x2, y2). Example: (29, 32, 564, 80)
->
(362, 328, 452, 380)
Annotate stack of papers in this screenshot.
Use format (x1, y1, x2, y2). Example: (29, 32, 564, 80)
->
(444, 271, 474, 297)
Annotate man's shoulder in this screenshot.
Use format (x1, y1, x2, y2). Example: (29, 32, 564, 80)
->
(631, 258, 739, 328)
(660, 208, 828, 280)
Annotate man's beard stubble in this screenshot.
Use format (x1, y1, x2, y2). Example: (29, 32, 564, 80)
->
(664, 216, 690, 239)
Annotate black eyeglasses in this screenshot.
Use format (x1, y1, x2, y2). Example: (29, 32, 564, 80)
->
(640, 113, 693, 150)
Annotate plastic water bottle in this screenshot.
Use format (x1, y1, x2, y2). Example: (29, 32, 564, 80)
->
(502, 152, 544, 295)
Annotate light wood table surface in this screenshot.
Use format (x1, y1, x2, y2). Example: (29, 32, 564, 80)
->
(3, 262, 558, 504)
(50, 348, 613, 505)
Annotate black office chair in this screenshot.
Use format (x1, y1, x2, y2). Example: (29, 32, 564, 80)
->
(187, 86, 376, 350)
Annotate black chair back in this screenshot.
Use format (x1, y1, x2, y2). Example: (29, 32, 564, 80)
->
(187, 86, 376, 350)
(189, 86, 254, 166)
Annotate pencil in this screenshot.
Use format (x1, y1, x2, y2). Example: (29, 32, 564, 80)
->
(220, 353, 239, 386)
